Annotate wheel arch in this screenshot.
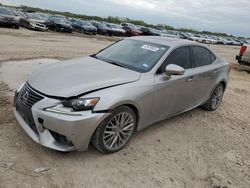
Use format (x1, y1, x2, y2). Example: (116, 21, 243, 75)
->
(219, 79, 227, 90)
(122, 103, 140, 132)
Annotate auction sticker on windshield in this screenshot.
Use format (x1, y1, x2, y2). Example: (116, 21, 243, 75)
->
(141, 45, 159, 52)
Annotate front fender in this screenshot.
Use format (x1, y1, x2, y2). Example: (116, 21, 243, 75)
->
(83, 76, 155, 131)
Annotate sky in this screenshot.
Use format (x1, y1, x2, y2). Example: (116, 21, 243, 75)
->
(1, 0, 249, 37)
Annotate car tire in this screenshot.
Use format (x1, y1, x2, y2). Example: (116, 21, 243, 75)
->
(91, 106, 136, 154)
(202, 83, 224, 111)
(27, 23, 31, 30)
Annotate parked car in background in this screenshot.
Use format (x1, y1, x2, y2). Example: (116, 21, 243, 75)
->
(187, 33, 203, 42)
(236, 44, 250, 65)
(14, 36, 230, 153)
(48, 16, 73, 33)
(225, 38, 234, 45)
(91, 21, 113, 36)
(162, 30, 187, 39)
(161, 30, 179, 38)
(71, 19, 97, 34)
(49, 15, 72, 25)
(231, 39, 241, 46)
(106, 23, 126, 36)
(122, 25, 142, 36)
(20, 12, 48, 31)
(179, 32, 190, 39)
(203, 36, 218, 44)
(0, 6, 20, 28)
(141, 27, 161, 36)
(238, 39, 249, 45)
(213, 37, 225, 44)
(12, 9, 23, 17)
(120, 22, 134, 27)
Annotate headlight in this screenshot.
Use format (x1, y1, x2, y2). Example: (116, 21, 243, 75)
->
(62, 98, 99, 111)
(29, 20, 36, 25)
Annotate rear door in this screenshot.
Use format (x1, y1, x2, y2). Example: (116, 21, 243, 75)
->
(191, 46, 217, 105)
(152, 46, 197, 122)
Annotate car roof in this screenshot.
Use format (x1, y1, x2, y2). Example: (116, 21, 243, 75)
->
(129, 36, 197, 47)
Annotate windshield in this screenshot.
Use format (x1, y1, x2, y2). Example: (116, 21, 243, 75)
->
(95, 39, 169, 73)
(50, 17, 66, 24)
(82, 21, 92, 26)
(27, 13, 43, 20)
(36, 13, 49, 19)
(110, 24, 122, 29)
(0, 7, 14, 15)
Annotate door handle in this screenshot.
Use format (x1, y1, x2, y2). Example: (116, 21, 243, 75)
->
(214, 68, 220, 73)
(187, 76, 196, 82)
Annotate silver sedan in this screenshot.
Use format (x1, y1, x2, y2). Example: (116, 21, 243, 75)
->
(14, 36, 230, 153)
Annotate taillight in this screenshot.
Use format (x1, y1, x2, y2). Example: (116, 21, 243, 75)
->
(239, 46, 247, 56)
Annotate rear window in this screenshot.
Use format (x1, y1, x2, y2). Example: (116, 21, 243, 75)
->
(192, 46, 215, 67)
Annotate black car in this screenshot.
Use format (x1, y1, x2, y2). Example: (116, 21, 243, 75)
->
(141, 27, 161, 36)
(71, 19, 97, 34)
(0, 6, 20, 28)
(91, 21, 113, 36)
(48, 16, 73, 33)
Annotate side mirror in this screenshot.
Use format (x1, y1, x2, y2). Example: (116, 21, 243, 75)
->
(165, 64, 185, 77)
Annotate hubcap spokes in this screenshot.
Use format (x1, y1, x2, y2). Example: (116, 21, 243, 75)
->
(103, 112, 134, 150)
(211, 86, 223, 109)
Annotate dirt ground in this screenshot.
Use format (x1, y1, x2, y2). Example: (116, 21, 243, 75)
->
(0, 28, 249, 188)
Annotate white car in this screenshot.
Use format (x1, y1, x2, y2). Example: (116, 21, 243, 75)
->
(203, 36, 218, 44)
(106, 23, 126, 36)
(187, 33, 205, 43)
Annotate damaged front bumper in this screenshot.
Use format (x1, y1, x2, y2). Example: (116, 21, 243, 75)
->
(14, 84, 109, 152)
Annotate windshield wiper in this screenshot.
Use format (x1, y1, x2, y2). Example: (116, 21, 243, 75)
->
(107, 61, 126, 68)
(91, 55, 126, 68)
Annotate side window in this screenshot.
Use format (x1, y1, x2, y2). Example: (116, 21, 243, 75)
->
(159, 46, 191, 73)
(210, 53, 216, 62)
(192, 46, 214, 67)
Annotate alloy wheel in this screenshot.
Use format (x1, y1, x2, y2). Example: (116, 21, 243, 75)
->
(103, 112, 134, 151)
(211, 85, 224, 109)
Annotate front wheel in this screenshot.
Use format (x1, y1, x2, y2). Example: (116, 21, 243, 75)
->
(91, 106, 136, 154)
(202, 83, 224, 111)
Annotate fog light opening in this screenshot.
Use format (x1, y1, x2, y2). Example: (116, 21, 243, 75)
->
(38, 118, 44, 124)
(49, 130, 73, 147)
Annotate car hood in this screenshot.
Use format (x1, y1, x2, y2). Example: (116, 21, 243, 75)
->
(28, 56, 140, 98)
(83, 25, 96, 30)
(29, 19, 47, 23)
(55, 22, 71, 27)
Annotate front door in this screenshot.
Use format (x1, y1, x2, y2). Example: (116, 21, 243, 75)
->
(151, 46, 197, 122)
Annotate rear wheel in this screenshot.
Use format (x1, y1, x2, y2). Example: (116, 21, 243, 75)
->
(27, 23, 31, 29)
(91, 106, 136, 154)
(14, 24, 20, 29)
(202, 83, 224, 111)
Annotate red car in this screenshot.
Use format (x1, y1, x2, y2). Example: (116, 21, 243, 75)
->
(123, 26, 142, 36)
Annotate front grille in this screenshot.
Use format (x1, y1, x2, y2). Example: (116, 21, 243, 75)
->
(16, 83, 44, 134)
(36, 23, 46, 27)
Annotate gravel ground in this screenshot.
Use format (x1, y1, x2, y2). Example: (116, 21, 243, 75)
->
(0, 28, 249, 188)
